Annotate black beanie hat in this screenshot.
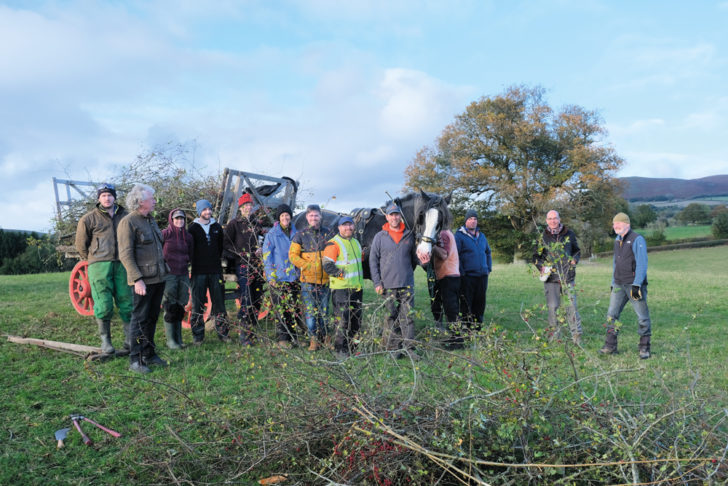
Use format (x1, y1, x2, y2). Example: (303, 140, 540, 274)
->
(277, 204, 293, 219)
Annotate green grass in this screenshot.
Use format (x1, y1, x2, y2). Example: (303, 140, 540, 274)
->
(2, 246, 728, 483)
(642, 224, 713, 241)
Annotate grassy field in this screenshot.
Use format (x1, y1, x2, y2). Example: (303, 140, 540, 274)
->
(643, 224, 713, 241)
(2, 246, 728, 484)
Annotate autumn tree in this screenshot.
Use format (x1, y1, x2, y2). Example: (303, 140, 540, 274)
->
(405, 85, 623, 260)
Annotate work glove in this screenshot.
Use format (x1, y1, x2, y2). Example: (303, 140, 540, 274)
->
(630, 285, 642, 301)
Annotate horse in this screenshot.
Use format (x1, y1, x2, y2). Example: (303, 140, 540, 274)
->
(292, 190, 452, 279)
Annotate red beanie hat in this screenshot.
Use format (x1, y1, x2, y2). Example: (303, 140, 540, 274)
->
(238, 193, 253, 206)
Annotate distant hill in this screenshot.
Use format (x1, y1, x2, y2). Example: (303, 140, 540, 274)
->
(619, 175, 728, 202)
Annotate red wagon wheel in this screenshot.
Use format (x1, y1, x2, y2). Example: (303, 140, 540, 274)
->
(69, 261, 95, 316)
(182, 290, 212, 329)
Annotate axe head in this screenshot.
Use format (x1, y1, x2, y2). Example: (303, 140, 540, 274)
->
(55, 427, 70, 448)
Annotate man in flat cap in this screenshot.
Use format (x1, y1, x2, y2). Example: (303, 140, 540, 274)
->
(600, 212, 652, 359)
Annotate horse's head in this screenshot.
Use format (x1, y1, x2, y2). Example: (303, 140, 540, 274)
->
(406, 190, 452, 263)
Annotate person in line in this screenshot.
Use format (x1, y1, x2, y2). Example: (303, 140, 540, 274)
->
(429, 223, 462, 348)
(289, 204, 331, 351)
(370, 202, 424, 359)
(118, 184, 168, 373)
(532, 210, 583, 344)
(75, 183, 132, 355)
(188, 199, 228, 344)
(161, 208, 193, 350)
(322, 216, 364, 360)
(263, 204, 300, 348)
(455, 209, 492, 332)
(223, 193, 262, 346)
(600, 212, 652, 359)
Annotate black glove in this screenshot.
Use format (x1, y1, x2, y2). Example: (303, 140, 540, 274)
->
(630, 285, 642, 301)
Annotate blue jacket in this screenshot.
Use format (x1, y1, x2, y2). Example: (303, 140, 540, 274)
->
(263, 222, 299, 283)
(455, 226, 492, 277)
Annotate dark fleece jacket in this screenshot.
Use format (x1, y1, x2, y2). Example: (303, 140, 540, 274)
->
(162, 208, 194, 276)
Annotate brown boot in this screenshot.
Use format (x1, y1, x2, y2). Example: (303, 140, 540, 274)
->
(308, 337, 319, 351)
(599, 331, 618, 355)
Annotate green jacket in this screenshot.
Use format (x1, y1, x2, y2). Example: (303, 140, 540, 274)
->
(118, 210, 167, 285)
(75, 203, 129, 264)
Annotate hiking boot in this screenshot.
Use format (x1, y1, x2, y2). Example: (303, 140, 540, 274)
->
(129, 362, 151, 374)
(192, 339, 203, 347)
(599, 331, 618, 355)
(572, 333, 583, 346)
(308, 337, 319, 351)
(335, 350, 349, 361)
(277, 340, 292, 349)
(639, 335, 651, 359)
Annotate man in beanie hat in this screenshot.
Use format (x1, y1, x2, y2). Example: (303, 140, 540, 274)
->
(532, 210, 582, 344)
(188, 199, 228, 344)
(455, 209, 492, 332)
(600, 212, 652, 359)
(223, 192, 263, 345)
(75, 183, 132, 355)
(263, 203, 300, 348)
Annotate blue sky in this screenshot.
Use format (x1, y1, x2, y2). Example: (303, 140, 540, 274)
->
(1, 0, 727, 231)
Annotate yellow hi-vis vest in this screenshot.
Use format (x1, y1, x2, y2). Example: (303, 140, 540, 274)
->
(329, 234, 364, 290)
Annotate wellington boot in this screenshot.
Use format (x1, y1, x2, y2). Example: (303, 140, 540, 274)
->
(308, 337, 319, 351)
(97, 318, 115, 355)
(122, 321, 132, 351)
(164, 321, 182, 350)
(173, 321, 184, 348)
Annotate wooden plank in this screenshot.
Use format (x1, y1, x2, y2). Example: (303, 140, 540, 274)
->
(7, 336, 102, 354)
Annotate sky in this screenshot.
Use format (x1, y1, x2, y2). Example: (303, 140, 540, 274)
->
(1, 0, 727, 232)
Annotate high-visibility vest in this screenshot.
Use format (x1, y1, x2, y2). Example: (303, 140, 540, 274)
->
(329, 235, 364, 290)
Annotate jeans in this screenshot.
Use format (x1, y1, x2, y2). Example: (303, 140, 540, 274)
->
(544, 281, 582, 336)
(606, 283, 652, 337)
(301, 282, 330, 339)
(129, 281, 165, 364)
(382, 287, 415, 351)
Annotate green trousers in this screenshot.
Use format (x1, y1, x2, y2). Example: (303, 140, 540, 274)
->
(88, 261, 133, 322)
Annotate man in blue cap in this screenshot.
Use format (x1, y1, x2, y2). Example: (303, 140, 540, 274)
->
(323, 215, 364, 359)
(187, 199, 228, 345)
(370, 201, 424, 359)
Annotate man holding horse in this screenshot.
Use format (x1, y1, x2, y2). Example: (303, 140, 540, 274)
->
(370, 201, 424, 359)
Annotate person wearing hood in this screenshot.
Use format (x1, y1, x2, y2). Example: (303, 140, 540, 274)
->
(75, 183, 132, 355)
(161, 208, 194, 349)
(370, 202, 425, 359)
(455, 209, 492, 332)
(187, 199, 227, 344)
(223, 193, 262, 346)
(262, 204, 300, 348)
